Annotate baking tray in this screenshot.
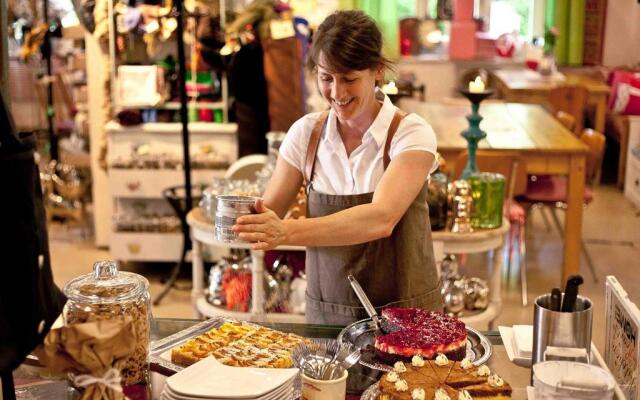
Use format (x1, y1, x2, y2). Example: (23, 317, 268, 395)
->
(150, 317, 231, 375)
(149, 317, 316, 399)
(337, 318, 492, 372)
(149, 317, 330, 374)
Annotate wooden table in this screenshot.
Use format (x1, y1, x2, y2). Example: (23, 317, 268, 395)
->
(494, 69, 610, 134)
(403, 101, 588, 284)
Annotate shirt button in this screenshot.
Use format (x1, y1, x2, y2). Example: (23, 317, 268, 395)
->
(38, 254, 45, 270)
(38, 320, 46, 334)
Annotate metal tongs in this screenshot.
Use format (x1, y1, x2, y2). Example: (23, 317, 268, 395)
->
(347, 274, 383, 336)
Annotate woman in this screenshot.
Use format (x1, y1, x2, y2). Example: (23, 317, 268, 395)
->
(234, 10, 442, 324)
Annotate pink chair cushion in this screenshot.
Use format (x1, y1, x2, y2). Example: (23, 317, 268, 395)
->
(523, 175, 593, 204)
(507, 201, 526, 225)
(607, 70, 640, 109)
(612, 76, 640, 115)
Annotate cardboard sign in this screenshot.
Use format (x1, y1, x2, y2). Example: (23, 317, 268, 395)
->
(605, 276, 640, 400)
(270, 20, 295, 40)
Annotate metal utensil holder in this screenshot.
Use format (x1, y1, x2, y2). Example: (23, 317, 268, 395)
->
(532, 293, 593, 368)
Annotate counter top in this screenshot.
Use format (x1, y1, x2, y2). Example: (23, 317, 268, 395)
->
(15, 318, 531, 399)
(150, 318, 531, 399)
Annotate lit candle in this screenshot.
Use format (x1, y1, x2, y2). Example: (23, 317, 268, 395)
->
(468, 76, 485, 93)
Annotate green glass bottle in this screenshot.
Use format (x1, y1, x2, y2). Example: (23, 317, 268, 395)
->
(468, 172, 505, 229)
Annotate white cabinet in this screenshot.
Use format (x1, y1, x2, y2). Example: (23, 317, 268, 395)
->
(624, 116, 640, 208)
(107, 121, 238, 262)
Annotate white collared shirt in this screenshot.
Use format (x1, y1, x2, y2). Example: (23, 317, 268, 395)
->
(278, 91, 438, 195)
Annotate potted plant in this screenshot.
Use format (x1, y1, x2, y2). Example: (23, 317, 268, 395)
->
(540, 26, 559, 76)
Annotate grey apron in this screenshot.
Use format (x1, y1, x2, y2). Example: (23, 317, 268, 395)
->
(304, 110, 443, 325)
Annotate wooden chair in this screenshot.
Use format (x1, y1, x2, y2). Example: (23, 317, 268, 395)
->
(548, 85, 588, 135)
(452, 151, 530, 306)
(555, 110, 577, 134)
(521, 129, 606, 282)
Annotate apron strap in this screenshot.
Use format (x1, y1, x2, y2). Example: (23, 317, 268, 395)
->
(305, 109, 409, 185)
(304, 111, 330, 184)
(383, 110, 408, 170)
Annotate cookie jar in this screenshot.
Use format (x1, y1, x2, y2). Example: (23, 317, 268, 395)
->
(62, 260, 151, 385)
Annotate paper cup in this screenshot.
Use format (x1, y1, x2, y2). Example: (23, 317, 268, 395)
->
(301, 370, 348, 400)
(533, 361, 614, 400)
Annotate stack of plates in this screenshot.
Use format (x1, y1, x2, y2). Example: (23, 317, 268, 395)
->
(162, 356, 298, 400)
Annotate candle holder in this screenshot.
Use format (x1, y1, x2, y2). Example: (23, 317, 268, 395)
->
(450, 179, 474, 234)
(457, 88, 494, 179)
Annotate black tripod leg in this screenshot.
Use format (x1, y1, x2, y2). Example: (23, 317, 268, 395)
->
(153, 237, 189, 306)
(2, 371, 16, 400)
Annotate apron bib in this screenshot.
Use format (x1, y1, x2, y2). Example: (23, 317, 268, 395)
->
(303, 110, 442, 325)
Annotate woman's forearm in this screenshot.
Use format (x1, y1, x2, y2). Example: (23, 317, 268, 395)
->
(283, 202, 396, 246)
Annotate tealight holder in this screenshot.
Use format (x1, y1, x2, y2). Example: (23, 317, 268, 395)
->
(450, 180, 474, 233)
(457, 88, 495, 179)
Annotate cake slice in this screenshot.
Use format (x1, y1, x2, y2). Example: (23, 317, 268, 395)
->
(445, 360, 488, 388)
(463, 374, 512, 399)
(378, 367, 441, 400)
(426, 385, 459, 400)
(427, 355, 455, 383)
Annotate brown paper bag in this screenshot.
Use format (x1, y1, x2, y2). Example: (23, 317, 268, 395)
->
(35, 318, 137, 400)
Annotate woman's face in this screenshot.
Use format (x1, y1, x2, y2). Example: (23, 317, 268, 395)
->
(317, 54, 384, 124)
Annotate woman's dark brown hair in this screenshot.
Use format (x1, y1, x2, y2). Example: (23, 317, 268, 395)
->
(308, 10, 393, 74)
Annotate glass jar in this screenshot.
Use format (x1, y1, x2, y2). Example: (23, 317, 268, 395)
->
(427, 172, 448, 230)
(468, 172, 505, 229)
(62, 261, 151, 385)
(220, 256, 252, 312)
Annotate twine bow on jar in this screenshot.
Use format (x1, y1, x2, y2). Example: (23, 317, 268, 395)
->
(72, 368, 124, 393)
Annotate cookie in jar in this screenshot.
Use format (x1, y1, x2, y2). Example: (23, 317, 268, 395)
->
(63, 261, 150, 385)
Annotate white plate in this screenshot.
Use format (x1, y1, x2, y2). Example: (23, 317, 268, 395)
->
(166, 356, 299, 399)
(164, 377, 295, 400)
(162, 383, 294, 400)
(498, 325, 532, 367)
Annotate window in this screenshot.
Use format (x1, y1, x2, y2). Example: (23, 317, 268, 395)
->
(400, 0, 544, 43)
(397, 0, 417, 19)
(488, 0, 532, 38)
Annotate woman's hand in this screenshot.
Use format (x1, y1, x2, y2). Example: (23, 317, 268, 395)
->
(233, 199, 289, 250)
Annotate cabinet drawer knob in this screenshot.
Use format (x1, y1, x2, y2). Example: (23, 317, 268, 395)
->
(127, 181, 142, 191)
(127, 243, 141, 254)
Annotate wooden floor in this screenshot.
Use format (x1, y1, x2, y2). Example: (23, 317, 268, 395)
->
(48, 184, 640, 352)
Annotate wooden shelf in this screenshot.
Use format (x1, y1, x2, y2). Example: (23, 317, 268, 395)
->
(105, 121, 237, 134)
(109, 169, 225, 198)
(119, 101, 225, 111)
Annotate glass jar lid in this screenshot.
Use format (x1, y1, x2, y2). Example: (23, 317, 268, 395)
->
(63, 260, 149, 304)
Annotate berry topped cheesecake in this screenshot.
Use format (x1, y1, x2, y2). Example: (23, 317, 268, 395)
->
(375, 308, 468, 363)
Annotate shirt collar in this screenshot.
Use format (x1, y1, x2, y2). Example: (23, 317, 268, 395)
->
(324, 88, 397, 148)
(368, 89, 397, 148)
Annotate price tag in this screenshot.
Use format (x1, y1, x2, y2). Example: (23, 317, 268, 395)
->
(605, 276, 640, 399)
(270, 20, 295, 40)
